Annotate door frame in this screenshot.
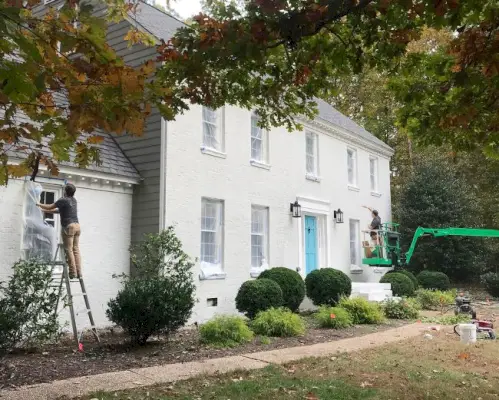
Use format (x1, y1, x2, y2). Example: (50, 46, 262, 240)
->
(296, 196, 331, 278)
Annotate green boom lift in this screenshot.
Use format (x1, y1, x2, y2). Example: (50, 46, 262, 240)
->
(362, 223, 499, 268)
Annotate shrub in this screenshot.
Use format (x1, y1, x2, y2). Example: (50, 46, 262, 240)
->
(386, 269, 419, 289)
(383, 298, 420, 319)
(107, 228, 196, 345)
(415, 288, 456, 310)
(235, 279, 284, 319)
(259, 267, 305, 312)
(315, 306, 353, 329)
(0, 259, 61, 352)
(337, 297, 385, 324)
(481, 272, 499, 298)
(305, 268, 352, 306)
(380, 272, 415, 297)
(417, 270, 451, 290)
(251, 308, 305, 337)
(199, 316, 254, 347)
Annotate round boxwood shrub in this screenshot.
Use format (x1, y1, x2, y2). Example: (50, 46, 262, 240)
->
(235, 279, 284, 319)
(258, 267, 305, 312)
(386, 269, 419, 290)
(481, 272, 499, 298)
(417, 270, 451, 291)
(305, 268, 352, 306)
(380, 272, 415, 297)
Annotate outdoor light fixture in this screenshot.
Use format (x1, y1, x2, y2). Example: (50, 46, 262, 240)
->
(334, 209, 344, 223)
(290, 200, 302, 218)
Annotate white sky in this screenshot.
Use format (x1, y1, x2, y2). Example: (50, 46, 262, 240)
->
(160, 0, 203, 19)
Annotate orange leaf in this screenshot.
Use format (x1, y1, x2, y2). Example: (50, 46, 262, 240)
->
(330, 314, 336, 319)
(306, 392, 319, 400)
(87, 135, 105, 145)
(457, 352, 469, 360)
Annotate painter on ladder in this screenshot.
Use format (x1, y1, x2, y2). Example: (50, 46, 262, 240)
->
(37, 183, 81, 279)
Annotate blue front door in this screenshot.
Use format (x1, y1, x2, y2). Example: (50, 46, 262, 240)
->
(305, 216, 318, 275)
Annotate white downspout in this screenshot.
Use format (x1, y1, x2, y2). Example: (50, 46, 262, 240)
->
(159, 116, 167, 231)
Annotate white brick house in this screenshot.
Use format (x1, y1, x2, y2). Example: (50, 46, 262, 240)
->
(0, 1, 394, 326)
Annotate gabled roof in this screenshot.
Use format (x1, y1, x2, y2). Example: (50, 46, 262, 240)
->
(131, 1, 393, 155)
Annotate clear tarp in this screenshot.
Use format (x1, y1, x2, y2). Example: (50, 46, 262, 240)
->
(22, 182, 57, 262)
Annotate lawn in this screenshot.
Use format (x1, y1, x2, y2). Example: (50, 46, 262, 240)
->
(80, 331, 499, 400)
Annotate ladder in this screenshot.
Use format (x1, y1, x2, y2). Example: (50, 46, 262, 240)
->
(50, 243, 100, 345)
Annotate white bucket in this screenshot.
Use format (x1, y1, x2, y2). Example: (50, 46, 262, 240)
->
(457, 324, 477, 344)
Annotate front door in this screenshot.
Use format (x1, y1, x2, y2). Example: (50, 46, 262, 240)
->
(305, 215, 318, 275)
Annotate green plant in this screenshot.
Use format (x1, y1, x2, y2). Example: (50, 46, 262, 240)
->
(107, 228, 196, 345)
(337, 297, 385, 324)
(417, 271, 451, 290)
(199, 316, 254, 347)
(315, 306, 353, 329)
(251, 308, 306, 337)
(415, 288, 456, 310)
(382, 298, 420, 319)
(481, 272, 499, 298)
(380, 272, 415, 297)
(235, 279, 284, 319)
(0, 259, 62, 352)
(258, 267, 305, 312)
(386, 269, 419, 289)
(421, 314, 470, 325)
(305, 268, 352, 306)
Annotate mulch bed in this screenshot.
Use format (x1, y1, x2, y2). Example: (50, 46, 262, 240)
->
(0, 317, 408, 390)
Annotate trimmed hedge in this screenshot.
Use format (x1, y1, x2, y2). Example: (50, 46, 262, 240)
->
(235, 279, 284, 319)
(386, 269, 419, 289)
(305, 268, 352, 306)
(481, 273, 499, 298)
(380, 272, 415, 297)
(417, 270, 451, 291)
(259, 267, 305, 312)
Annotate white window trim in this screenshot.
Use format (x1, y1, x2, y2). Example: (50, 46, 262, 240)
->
(369, 155, 380, 195)
(201, 106, 226, 155)
(250, 205, 269, 277)
(305, 131, 320, 180)
(199, 198, 226, 280)
(250, 112, 270, 167)
(347, 147, 358, 188)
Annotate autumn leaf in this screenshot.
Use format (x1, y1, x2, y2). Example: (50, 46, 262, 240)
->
(87, 135, 105, 145)
(457, 352, 470, 360)
(306, 392, 319, 400)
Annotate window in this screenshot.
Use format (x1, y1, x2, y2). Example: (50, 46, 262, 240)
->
(202, 107, 224, 152)
(349, 219, 360, 266)
(251, 206, 269, 269)
(347, 148, 357, 186)
(306, 132, 319, 176)
(40, 191, 56, 226)
(200, 198, 224, 267)
(370, 156, 379, 192)
(250, 112, 268, 163)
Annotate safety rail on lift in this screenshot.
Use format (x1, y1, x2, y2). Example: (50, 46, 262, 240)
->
(361, 222, 402, 267)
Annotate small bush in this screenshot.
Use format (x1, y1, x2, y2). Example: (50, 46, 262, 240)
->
(235, 279, 284, 319)
(259, 267, 305, 312)
(251, 308, 306, 337)
(421, 314, 470, 325)
(417, 270, 451, 290)
(305, 268, 352, 306)
(315, 306, 353, 329)
(107, 228, 196, 345)
(380, 272, 415, 297)
(415, 288, 456, 310)
(199, 316, 254, 347)
(481, 272, 499, 298)
(383, 298, 420, 319)
(0, 259, 61, 352)
(386, 269, 419, 289)
(337, 297, 385, 324)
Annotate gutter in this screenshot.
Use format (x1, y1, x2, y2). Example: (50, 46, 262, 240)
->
(159, 116, 167, 231)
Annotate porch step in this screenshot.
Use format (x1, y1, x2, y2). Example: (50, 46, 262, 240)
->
(351, 290, 393, 302)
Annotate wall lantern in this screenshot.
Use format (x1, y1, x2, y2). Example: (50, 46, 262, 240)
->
(290, 200, 302, 218)
(333, 209, 344, 223)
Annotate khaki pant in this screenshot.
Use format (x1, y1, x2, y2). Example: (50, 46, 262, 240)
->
(62, 223, 81, 278)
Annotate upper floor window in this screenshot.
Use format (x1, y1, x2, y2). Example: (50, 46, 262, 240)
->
(250, 112, 268, 164)
(202, 107, 224, 152)
(306, 132, 319, 177)
(347, 148, 357, 186)
(369, 156, 379, 192)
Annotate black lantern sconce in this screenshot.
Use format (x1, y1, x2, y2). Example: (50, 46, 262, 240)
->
(290, 200, 302, 218)
(333, 208, 344, 223)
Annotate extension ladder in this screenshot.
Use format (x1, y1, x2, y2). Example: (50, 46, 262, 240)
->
(50, 243, 100, 345)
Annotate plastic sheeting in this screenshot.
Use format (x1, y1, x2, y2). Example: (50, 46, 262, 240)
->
(22, 182, 57, 262)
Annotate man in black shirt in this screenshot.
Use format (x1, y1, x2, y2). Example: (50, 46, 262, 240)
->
(38, 183, 81, 279)
(363, 206, 381, 231)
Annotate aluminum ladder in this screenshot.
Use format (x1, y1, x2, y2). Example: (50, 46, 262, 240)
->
(51, 243, 100, 345)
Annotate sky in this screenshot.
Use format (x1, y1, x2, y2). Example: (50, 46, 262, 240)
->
(160, 0, 203, 19)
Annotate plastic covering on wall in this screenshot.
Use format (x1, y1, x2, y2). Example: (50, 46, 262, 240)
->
(22, 181, 57, 261)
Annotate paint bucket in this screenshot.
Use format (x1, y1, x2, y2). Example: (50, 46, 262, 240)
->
(456, 324, 477, 344)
